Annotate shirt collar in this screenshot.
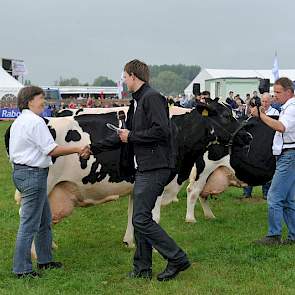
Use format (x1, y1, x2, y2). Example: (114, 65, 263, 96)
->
(132, 83, 149, 101)
(281, 97, 295, 110)
(22, 109, 34, 114)
(22, 109, 40, 117)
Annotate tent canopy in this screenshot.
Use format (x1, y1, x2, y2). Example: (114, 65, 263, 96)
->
(0, 67, 23, 100)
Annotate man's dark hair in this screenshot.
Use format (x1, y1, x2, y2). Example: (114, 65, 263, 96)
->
(274, 77, 294, 94)
(124, 59, 149, 83)
(201, 90, 210, 96)
(17, 86, 45, 111)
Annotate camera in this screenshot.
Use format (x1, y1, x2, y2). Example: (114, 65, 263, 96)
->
(249, 97, 261, 108)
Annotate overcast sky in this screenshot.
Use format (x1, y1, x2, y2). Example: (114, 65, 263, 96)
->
(0, 0, 294, 85)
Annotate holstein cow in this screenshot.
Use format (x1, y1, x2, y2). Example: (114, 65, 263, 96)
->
(5, 106, 196, 251)
(185, 101, 277, 222)
(5, 102, 270, 254)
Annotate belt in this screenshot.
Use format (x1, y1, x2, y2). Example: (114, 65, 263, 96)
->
(282, 148, 295, 153)
(13, 163, 46, 169)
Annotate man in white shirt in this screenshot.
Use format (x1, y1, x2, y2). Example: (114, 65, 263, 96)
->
(262, 92, 280, 116)
(251, 77, 295, 245)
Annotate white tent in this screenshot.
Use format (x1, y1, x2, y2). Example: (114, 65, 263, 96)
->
(0, 66, 23, 100)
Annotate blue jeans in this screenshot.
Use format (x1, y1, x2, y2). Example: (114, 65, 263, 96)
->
(12, 165, 52, 274)
(267, 150, 295, 239)
(243, 182, 271, 197)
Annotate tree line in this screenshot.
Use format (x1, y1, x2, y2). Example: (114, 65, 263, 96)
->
(52, 64, 201, 96)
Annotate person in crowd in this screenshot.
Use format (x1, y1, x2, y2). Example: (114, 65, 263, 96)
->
(167, 96, 175, 107)
(252, 90, 260, 105)
(90, 59, 190, 281)
(242, 92, 279, 199)
(200, 90, 210, 103)
(226, 91, 238, 109)
(86, 96, 95, 108)
(179, 94, 190, 108)
(244, 93, 252, 117)
(234, 94, 244, 104)
(250, 77, 295, 245)
(9, 86, 90, 278)
(68, 101, 77, 109)
(233, 97, 246, 119)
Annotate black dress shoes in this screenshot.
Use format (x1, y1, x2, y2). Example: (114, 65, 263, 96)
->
(37, 261, 63, 270)
(16, 271, 41, 279)
(128, 269, 152, 280)
(157, 260, 191, 281)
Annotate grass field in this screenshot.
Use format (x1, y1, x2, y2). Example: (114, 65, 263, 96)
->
(1, 120, 295, 295)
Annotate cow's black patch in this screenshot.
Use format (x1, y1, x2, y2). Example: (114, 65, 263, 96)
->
(170, 109, 215, 184)
(75, 108, 84, 115)
(80, 157, 88, 169)
(48, 126, 56, 140)
(74, 113, 124, 183)
(230, 117, 276, 186)
(4, 126, 11, 155)
(43, 117, 57, 162)
(65, 130, 81, 142)
(56, 110, 74, 117)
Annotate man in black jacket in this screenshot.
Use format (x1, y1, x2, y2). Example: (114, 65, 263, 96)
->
(91, 59, 190, 281)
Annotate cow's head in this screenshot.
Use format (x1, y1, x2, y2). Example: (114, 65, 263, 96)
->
(196, 99, 240, 160)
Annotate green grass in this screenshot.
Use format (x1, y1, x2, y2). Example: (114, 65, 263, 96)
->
(1, 120, 295, 294)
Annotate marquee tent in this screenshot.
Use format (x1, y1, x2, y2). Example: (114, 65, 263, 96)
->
(0, 66, 23, 100)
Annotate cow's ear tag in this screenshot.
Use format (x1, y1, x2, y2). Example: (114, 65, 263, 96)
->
(202, 109, 208, 117)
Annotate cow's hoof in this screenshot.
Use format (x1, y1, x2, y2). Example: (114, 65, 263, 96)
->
(205, 215, 216, 220)
(185, 218, 196, 223)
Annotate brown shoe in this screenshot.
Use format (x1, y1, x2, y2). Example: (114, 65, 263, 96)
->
(254, 235, 281, 246)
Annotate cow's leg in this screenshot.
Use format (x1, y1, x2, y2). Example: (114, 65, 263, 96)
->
(123, 193, 162, 248)
(198, 196, 216, 219)
(160, 176, 180, 206)
(186, 161, 219, 222)
(152, 196, 162, 223)
(186, 179, 216, 221)
(186, 180, 200, 223)
(123, 194, 135, 248)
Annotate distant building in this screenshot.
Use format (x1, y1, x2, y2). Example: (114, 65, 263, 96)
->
(41, 86, 121, 101)
(184, 68, 295, 101)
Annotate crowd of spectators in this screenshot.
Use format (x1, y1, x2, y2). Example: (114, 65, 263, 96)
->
(166, 90, 282, 120)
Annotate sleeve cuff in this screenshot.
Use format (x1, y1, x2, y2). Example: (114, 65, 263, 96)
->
(43, 143, 58, 155)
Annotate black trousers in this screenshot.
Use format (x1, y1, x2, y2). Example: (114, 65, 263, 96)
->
(132, 168, 187, 271)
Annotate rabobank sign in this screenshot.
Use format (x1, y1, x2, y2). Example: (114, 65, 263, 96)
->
(0, 108, 52, 119)
(0, 108, 21, 119)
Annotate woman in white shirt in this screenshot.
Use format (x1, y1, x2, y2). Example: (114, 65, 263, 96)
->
(9, 86, 90, 278)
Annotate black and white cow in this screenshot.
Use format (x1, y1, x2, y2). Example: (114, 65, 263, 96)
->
(5, 102, 275, 253)
(185, 100, 277, 222)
